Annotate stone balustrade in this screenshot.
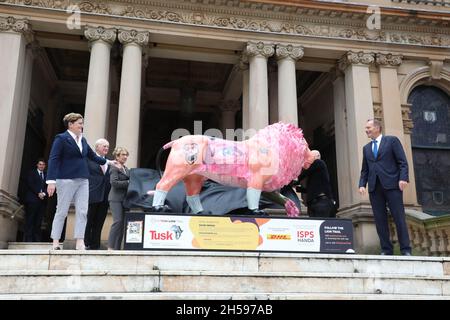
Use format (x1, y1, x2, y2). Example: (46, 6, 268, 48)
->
(389, 210, 450, 256)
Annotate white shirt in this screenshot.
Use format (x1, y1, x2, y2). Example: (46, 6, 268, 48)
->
(97, 152, 108, 174)
(372, 134, 382, 153)
(67, 130, 83, 153)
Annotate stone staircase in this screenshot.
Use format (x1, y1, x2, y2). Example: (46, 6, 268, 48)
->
(0, 249, 449, 299)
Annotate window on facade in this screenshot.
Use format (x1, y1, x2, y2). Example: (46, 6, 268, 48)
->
(408, 85, 450, 216)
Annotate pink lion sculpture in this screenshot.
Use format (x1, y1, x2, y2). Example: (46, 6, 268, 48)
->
(148, 122, 315, 216)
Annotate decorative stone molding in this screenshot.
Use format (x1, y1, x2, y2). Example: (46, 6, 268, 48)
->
(428, 60, 444, 80)
(275, 44, 304, 61)
(401, 103, 414, 134)
(373, 104, 383, 122)
(375, 53, 403, 67)
(1, 1, 450, 48)
(118, 29, 149, 47)
(338, 51, 375, 71)
(0, 190, 24, 221)
(243, 41, 274, 59)
(0, 16, 33, 42)
(84, 26, 117, 46)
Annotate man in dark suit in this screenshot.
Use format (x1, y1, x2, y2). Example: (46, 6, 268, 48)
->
(359, 119, 412, 256)
(84, 138, 111, 250)
(46, 113, 113, 250)
(24, 158, 47, 242)
(297, 150, 336, 218)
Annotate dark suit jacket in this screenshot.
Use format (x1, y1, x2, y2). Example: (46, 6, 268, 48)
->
(88, 159, 111, 204)
(359, 135, 409, 192)
(25, 169, 47, 203)
(47, 131, 107, 181)
(298, 159, 334, 205)
(108, 166, 130, 202)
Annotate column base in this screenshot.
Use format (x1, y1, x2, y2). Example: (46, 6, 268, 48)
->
(0, 190, 24, 249)
(337, 203, 380, 254)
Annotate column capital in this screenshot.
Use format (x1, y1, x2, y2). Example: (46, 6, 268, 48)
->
(375, 53, 403, 67)
(219, 100, 240, 113)
(118, 29, 149, 47)
(0, 16, 33, 42)
(243, 41, 275, 59)
(84, 26, 117, 46)
(338, 51, 374, 71)
(275, 44, 304, 61)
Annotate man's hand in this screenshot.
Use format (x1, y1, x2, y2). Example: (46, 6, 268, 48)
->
(399, 180, 408, 191)
(38, 192, 46, 200)
(359, 187, 366, 196)
(47, 183, 56, 197)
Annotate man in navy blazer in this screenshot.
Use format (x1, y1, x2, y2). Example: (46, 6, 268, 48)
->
(84, 138, 111, 250)
(46, 113, 112, 250)
(24, 158, 47, 242)
(359, 119, 412, 256)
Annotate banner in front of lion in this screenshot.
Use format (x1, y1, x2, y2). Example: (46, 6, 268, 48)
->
(124, 213, 355, 254)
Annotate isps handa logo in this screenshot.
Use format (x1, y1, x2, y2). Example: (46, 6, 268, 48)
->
(297, 230, 315, 243)
(149, 225, 183, 241)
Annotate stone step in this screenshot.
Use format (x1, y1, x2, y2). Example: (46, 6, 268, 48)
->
(7, 242, 53, 250)
(0, 292, 448, 300)
(0, 269, 449, 296)
(0, 250, 448, 278)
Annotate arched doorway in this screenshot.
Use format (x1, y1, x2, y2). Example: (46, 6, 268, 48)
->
(408, 85, 450, 216)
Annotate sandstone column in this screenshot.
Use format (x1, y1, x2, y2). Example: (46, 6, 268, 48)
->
(338, 51, 379, 252)
(83, 26, 116, 145)
(0, 17, 34, 195)
(0, 16, 34, 247)
(116, 29, 149, 168)
(243, 41, 274, 134)
(376, 53, 418, 206)
(275, 44, 304, 126)
(338, 51, 375, 206)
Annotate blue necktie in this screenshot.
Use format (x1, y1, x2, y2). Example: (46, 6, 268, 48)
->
(372, 140, 378, 158)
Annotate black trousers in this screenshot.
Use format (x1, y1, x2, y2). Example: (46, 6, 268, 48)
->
(24, 201, 46, 242)
(84, 201, 109, 249)
(369, 180, 411, 255)
(307, 197, 336, 218)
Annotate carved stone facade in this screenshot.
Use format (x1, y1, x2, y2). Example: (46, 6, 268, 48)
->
(1, 0, 449, 48)
(401, 103, 414, 135)
(117, 29, 149, 46)
(84, 26, 117, 46)
(338, 51, 375, 71)
(275, 44, 304, 61)
(375, 53, 403, 67)
(243, 41, 275, 58)
(0, 16, 33, 42)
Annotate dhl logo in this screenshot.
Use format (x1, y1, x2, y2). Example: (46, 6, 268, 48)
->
(267, 234, 291, 240)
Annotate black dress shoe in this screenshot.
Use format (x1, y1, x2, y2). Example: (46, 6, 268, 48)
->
(150, 205, 171, 212)
(402, 252, 412, 256)
(380, 252, 393, 256)
(250, 209, 269, 216)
